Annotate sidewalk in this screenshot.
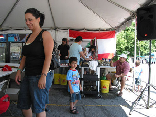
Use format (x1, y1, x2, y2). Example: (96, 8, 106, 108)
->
(1, 82, 156, 117)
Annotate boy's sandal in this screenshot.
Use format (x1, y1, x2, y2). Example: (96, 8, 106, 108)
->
(70, 109, 78, 114)
(73, 106, 77, 110)
(73, 107, 78, 113)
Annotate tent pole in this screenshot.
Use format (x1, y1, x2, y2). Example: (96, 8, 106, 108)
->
(0, 0, 20, 28)
(55, 29, 57, 41)
(47, 0, 56, 29)
(95, 37, 98, 59)
(68, 29, 69, 44)
(133, 19, 137, 91)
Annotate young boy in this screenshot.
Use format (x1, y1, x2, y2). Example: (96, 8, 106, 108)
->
(134, 60, 143, 92)
(66, 57, 82, 114)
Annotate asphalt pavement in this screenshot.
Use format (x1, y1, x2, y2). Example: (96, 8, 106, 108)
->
(1, 79, 156, 117)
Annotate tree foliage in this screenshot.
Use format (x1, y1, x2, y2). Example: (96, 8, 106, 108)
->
(116, 22, 156, 57)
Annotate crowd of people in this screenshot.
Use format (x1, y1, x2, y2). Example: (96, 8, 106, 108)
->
(14, 7, 139, 117)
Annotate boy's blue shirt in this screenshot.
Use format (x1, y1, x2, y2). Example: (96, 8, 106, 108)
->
(66, 69, 80, 92)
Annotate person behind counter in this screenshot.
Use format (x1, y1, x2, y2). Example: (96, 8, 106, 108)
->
(58, 38, 70, 74)
(15, 8, 54, 117)
(87, 45, 97, 60)
(69, 36, 91, 71)
(106, 53, 130, 96)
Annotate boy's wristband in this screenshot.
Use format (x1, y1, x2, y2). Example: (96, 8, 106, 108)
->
(17, 68, 22, 72)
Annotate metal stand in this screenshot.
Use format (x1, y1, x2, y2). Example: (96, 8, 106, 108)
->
(129, 83, 156, 115)
(81, 67, 101, 98)
(129, 40, 156, 115)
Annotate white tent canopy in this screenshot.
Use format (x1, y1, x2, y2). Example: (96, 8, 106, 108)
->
(0, 0, 155, 45)
(0, 0, 154, 32)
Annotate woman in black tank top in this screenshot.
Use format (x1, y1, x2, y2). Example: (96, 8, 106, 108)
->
(15, 8, 54, 116)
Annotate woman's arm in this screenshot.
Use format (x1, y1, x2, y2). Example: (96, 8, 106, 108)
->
(18, 56, 26, 70)
(38, 31, 54, 89)
(79, 51, 91, 60)
(42, 31, 54, 74)
(67, 50, 69, 58)
(15, 56, 26, 85)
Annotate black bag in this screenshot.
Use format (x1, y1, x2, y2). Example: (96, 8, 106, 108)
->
(39, 30, 60, 70)
(50, 55, 60, 70)
(49, 41, 60, 70)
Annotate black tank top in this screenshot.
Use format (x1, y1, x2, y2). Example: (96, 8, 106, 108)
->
(22, 30, 45, 76)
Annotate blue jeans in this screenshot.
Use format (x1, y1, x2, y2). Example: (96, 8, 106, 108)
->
(46, 71, 53, 104)
(59, 60, 69, 74)
(17, 71, 53, 113)
(70, 92, 81, 102)
(135, 78, 141, 86)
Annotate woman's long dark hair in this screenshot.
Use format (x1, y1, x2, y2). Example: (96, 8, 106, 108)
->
(25, 8, 45, 27)
(89, 45, 96, 53)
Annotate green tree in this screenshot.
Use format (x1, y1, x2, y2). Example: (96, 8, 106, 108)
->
(116, 22, 156, 57)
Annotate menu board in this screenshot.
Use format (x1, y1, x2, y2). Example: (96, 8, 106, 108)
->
(0, 34, 6, 42)
(0, 34, 28, 42)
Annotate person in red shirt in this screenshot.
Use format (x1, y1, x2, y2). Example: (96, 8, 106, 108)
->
(106, 54, 130, 96)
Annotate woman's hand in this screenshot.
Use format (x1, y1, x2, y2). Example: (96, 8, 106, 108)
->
(15, 71, 22, 85)
(85, 57, 91, 61)
(89, 56, 93, 60)
(38, 75, 46, 89)
(65, 56, 69, 59)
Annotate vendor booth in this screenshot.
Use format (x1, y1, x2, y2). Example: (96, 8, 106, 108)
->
(68, 30, 116, 97)
(69, 30, 116, 60)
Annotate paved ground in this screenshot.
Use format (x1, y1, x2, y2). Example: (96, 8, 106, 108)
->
(1, 63, 156, 117)
(1, 79, 156, 117)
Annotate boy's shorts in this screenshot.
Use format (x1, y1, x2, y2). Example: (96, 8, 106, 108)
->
(17, 71, 53, 114)
(70, 92, 81, 102)
(135, 78, 141, 85)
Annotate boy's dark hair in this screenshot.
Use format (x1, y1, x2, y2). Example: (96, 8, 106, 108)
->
(69, 57, 77, 64)
(25, 8, 45, 27)
(62, 38, 67, 42)
(75, 36, 82, 42)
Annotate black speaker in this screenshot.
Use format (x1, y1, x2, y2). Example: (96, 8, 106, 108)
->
(137, 4, 156, 41)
